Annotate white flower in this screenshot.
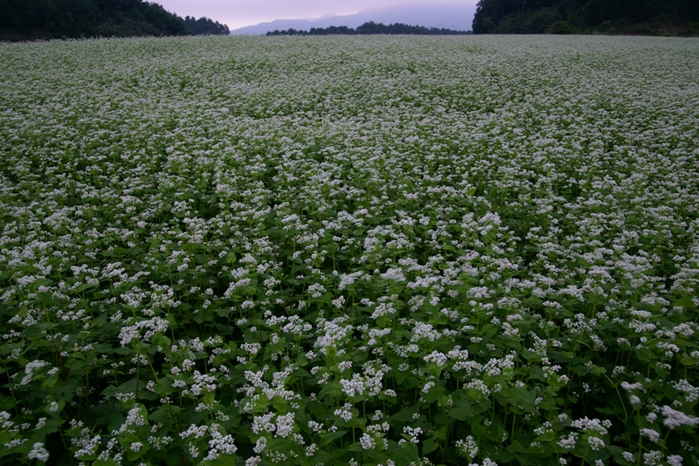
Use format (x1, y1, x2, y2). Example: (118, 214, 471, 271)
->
(275, 413, 295, 438)
(456, 435, 478, 458)
(360, 433, 375, 450)
(338, 272, 363, 290)
(380, 267, 406, 281)
(305, 443, 318, 456)
(662, 405, 699, 429)
(20, 360, 49, 386)
(557, 432, 577, 449)
(334, 404, 353, 422)
(620, 381, 644, 392)
(331, 295, 346, 308)
(423, 350, 448, 367)
(640, 428, 660, 443)
(403, 426, 422, 444)
(587, 436, 605, 451)
(253, 436, 267, 454)
(340, 374, 365, 398)
(27, 442, 49, 462)
(204, 425, 237, 460)
(422, 381, 436, 393)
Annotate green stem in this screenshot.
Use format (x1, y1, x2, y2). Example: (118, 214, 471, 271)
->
(136, 354, 140, 399)
(636, 410, 644, 466)
(602, 373, 629, 423)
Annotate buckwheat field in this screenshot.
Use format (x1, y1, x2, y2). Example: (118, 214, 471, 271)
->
(1, 34, 699, 466)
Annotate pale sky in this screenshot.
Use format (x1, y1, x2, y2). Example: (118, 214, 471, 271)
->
(154, 0, 477, 31)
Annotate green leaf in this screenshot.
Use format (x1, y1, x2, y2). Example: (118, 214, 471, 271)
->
(37, 292, 54, 305)
(609, 445, 634, 465)
(203, 454, 238, 466)
(319, 430, 347, 446)
(0, 431, 15, 450)
(507, 440, 526, 453)
(389, 406, 420, 422)
(93, 460, 120, 466)
(0, 396, 17, 411)
(434, 426, 448, 441)
(420, 383, 445, 403)
(102, 379, 138, 398)
(149, 405, 172, 422)
(535, 432, 556, 442)
(318, 381, 342, 400)
(422, 438, 439, 455)
(449, 404, 473, 421)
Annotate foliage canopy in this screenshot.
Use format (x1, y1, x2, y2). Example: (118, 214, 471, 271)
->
(0, 0, 230, 41)
(184, 16, 230, 36)
(472, 0, 699, 34)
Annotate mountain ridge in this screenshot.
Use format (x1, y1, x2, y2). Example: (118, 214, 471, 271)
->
(230, 4, 476, 35)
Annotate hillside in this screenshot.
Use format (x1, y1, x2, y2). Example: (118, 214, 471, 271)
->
(472, 0, 699, 35)
(0, 0, 227, 41)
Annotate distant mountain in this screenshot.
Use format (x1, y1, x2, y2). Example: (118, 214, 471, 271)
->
(230, 4, 476, 35)
(267, 22, 471, 36)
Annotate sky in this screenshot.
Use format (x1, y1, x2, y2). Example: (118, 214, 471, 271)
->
(153, 0, 478, 31)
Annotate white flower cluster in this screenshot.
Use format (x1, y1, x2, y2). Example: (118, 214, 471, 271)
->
(456, 435, 478, 459)
(333, 403, 354, 422)
(118, 316, 169, 346)
(203, 425, 238, 460)
(27, 442, 49, 463)
(571, 417, 611, 436)
(71, 427, 101, 458)
(113, 406, 147, 435)
(662, 405, 699, 429)
(2, 34, 699, 466)
(19, 360, 49, 386)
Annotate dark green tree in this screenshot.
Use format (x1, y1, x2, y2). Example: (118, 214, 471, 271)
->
(472, 0, 698, 34)
(0, 0, 197, 41)
(184, 16, 230, 35)
(267, 22, 470, 36)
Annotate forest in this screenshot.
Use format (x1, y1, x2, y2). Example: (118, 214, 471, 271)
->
(473, 0, 699, 34)
(184, 15, 229, 36)
(0, 0, 229, 41)
(266, 22, 471, 36)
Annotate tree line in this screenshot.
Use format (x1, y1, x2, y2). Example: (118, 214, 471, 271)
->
(184, 15, 229, 36)
(473, 0, 699, 34)
(0, 0, 230, 41)
(266, 22, 472, 36)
